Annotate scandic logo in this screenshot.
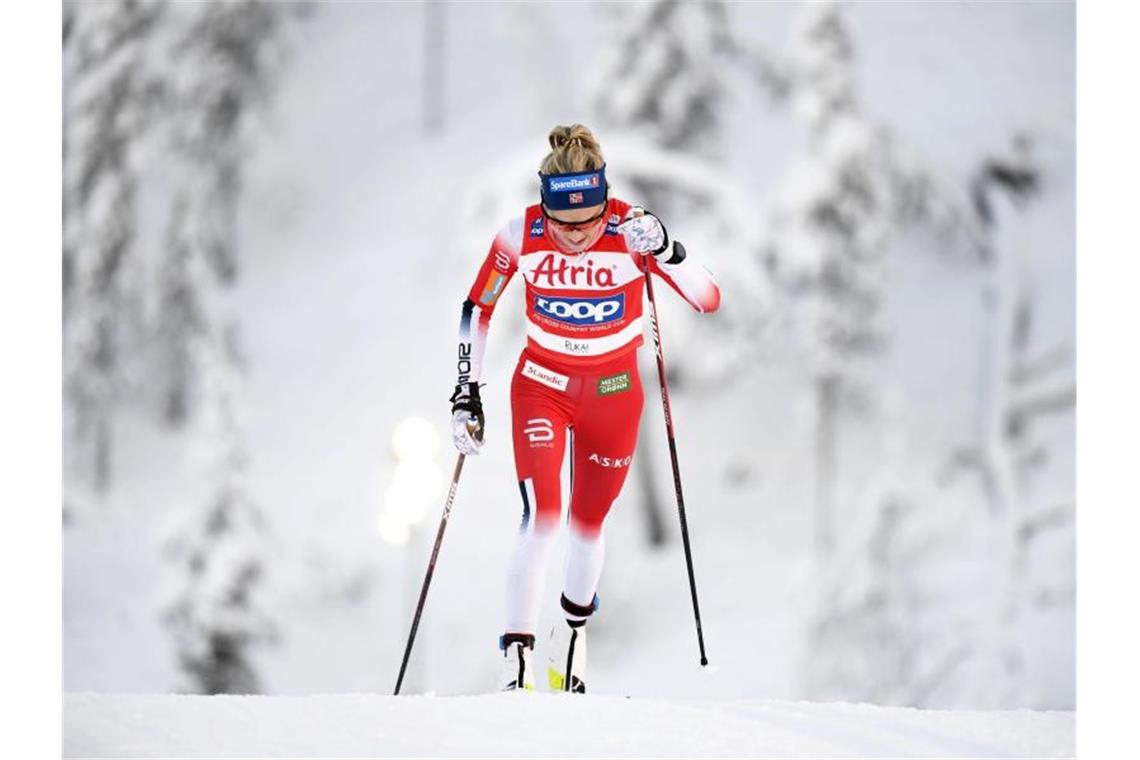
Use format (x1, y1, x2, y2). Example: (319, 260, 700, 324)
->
(522, 359, 569, 391)
(548, 173, 601, 192)
(535, 294, 625, 326)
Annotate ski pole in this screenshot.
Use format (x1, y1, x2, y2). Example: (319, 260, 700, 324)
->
(640, 253, 709, 667)
(394, 451, 468, 695)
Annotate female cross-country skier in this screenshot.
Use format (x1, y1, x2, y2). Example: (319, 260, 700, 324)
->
(449, 124, 721, 693)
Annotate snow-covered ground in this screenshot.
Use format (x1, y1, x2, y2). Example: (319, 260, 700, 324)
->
(63, 0, 1074, 725)
(64, 693, 1073, 759)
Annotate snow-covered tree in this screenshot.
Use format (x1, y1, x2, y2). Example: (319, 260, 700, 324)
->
(152, 0, 298, 426)
(154, 0, 303, 694)
(760, 1, 975, 562)
(63, 0, 307, 503)
(801, 395, 975, 706)
(64, 0, 308, 692)
(936, 136, 1075, 706)
(63, 0, 168, 501)
(160, 312, 276, 694)
(593, 0, 732, 213)
(746, 2, 1014, 706)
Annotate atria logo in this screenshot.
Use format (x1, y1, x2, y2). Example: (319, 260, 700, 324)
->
(530, 254, 616, 288)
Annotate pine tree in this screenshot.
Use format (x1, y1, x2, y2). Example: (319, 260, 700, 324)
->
(937, 136, 1075, 706)
(64, 0, 308, 692)
(593, 0, 732, 213)
(154, 0, 302, 695)
(161, 322, 275, 694)
(752, 3, 996, 706)
(760, 1, 975, 562)
(63, 0, 168, 500)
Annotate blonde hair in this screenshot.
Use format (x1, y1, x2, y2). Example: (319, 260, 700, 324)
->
(540, 124, 605, 175)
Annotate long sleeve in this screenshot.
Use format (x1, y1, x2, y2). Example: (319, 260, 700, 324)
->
(456, 217, 522, 385)
(648, 246, 721, 314)
(621, 206, 721, 314)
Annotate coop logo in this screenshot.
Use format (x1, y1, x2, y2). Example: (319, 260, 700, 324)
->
(548, 173, 601, 192)
(530, 253, 617, 288)
(588, 452, 632, 469)
(530, 216, 545, 238)
(535, 294, 624, 326)
(524, 418, 555, 447)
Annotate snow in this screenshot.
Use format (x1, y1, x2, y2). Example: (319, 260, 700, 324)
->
(64, 692, 1073, 759)
(63, 0, 1074, 722)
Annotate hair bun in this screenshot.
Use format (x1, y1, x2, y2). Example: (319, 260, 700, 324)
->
(541, 124, 604, 175)
(549, 128, 573, 151)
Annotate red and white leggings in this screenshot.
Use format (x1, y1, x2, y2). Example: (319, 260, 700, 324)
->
(504, 347, 644, 635)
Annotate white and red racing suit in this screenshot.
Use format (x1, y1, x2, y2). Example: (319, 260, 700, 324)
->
(457, 197, 720, 635)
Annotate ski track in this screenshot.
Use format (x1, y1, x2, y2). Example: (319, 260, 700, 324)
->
(64, 693, 1073, 759)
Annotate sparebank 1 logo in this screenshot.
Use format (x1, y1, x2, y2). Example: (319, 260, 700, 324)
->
(548, 173, 601, 192)
(534, 293, 625, 326)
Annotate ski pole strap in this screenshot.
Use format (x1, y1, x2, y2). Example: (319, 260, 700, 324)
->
(449, 382, 482, 413)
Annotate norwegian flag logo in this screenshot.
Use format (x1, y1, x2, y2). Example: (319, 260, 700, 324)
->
(569, 192, 584, 204)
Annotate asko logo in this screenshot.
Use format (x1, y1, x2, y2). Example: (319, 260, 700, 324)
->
(588, 452, 632, 469)
(535, 294, 624, 326)
(530, 254, 616, 289)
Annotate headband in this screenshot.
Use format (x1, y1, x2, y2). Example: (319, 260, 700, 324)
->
(539, 165, 608, 210)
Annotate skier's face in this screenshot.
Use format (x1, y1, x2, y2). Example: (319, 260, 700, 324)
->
(544, 200, 608, 254)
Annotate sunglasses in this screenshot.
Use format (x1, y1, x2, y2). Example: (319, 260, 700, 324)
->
(543, 199, 610, 232)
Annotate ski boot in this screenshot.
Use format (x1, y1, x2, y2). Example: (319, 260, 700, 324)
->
(498, 633, 535, 691)
(548, 594, 596, 693)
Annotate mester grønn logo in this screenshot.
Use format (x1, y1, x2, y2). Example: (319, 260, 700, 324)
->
(597, 371, 631, 396)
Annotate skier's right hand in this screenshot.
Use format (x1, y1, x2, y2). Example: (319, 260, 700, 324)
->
(449, 382, 485, 455)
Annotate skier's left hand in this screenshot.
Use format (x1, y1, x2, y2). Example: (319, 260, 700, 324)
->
(618, 210, 669, 257)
